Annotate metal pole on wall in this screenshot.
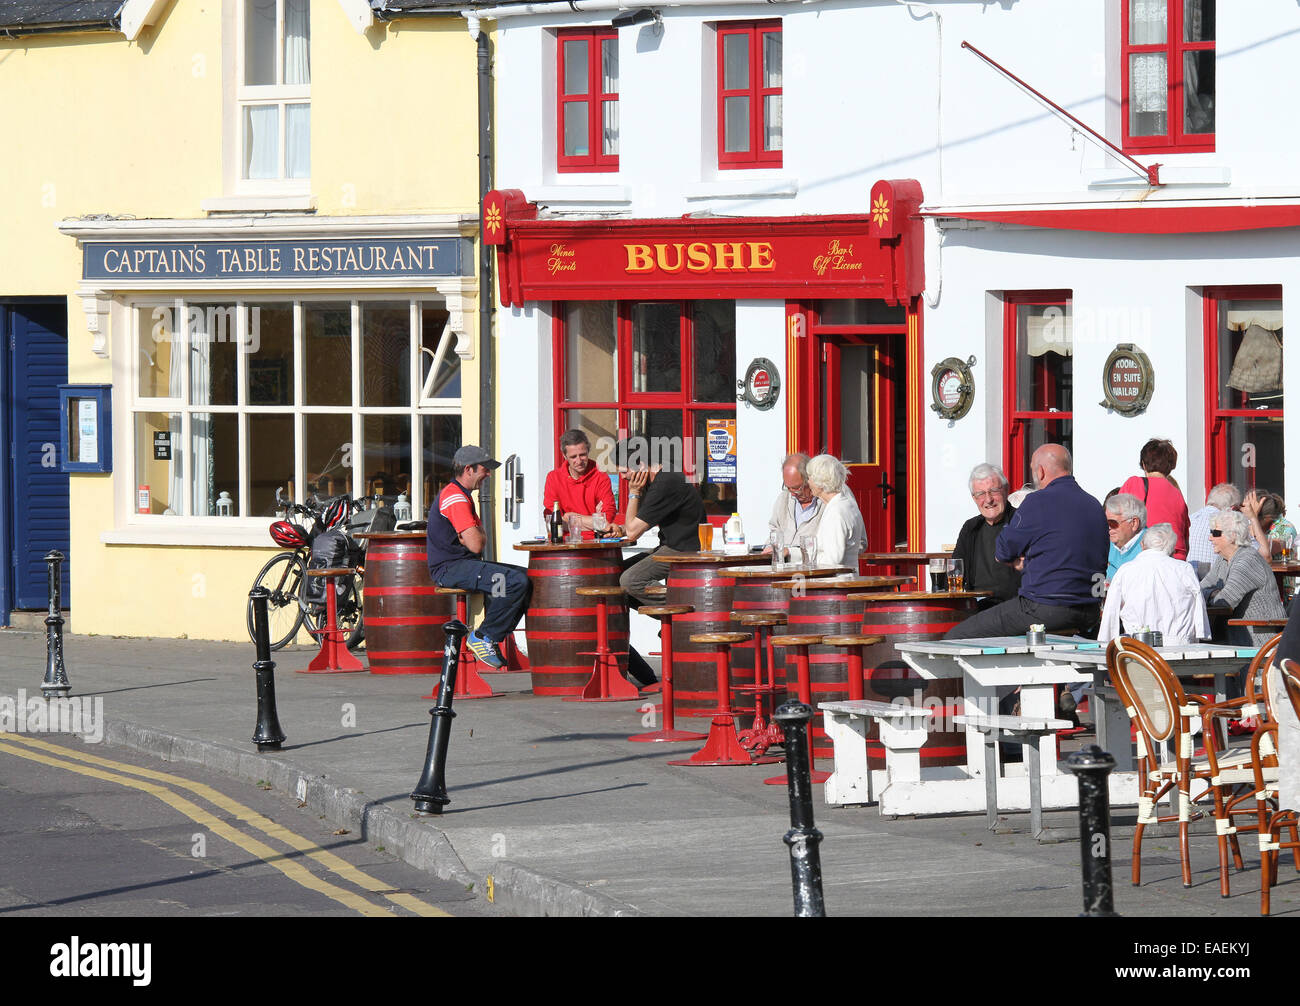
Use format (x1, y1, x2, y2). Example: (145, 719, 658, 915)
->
(476, 25, 496, 560)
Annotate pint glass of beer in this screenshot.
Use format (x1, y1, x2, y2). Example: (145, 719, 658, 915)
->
(947, 557, 965, 593)
(698, 523, 714, 552)
(928, 557, 948, 592)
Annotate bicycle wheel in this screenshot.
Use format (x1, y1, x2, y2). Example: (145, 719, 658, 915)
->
(247, 552, 307, 651)
(301, 571, 365, 650)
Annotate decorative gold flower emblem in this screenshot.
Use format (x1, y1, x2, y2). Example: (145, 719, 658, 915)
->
(871, 194, 890, 229)
(485, 203, 503, 235)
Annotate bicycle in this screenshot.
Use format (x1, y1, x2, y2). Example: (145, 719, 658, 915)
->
(246, 492, 366, 651)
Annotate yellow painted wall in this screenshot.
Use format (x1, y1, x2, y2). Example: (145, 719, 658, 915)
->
(1, 2, 483, 643)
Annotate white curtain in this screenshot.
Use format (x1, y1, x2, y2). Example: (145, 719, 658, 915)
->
(244, 105, 278, 179)
(190, 311, 213, 516)
(286, 103, 310, 179)
(1025, 309, 1073, 358)
(285, 0, 310, 85)
(167, 322, 185, 515)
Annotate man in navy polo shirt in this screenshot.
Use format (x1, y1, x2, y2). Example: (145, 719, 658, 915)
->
(426, 445, 533, 667)
(945, 444, 1108, 640)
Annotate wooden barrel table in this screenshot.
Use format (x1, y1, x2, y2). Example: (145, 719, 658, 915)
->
(659, 552, 771, 720)
(356, 531, 455, 674)
(847, 590, 989, 770)
(515, 541, 628, 696)
(775, 575, 910, 758)
(722, 564, 850, 718)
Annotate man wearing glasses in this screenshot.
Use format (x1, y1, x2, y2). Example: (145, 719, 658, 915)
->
(766, 453, 826, 553)
(1104, 493, 1147, 584)
(951, 463, 1021, 607)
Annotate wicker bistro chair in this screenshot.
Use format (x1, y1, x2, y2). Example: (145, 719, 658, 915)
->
(1254, 657, 1300, 915)
(1107, 637, 1259, 894)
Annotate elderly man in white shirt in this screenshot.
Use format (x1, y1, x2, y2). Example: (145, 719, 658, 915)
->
(1098, 522, 1211, 644)
(766, 452, 825, 552)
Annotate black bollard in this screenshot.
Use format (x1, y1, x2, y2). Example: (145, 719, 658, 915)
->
(1066, 744, 1119, 917)
(774, 700, 826, 917)
(411, 619, 469, 815)
(40, 550, 71, 698)
(248, 587, 287, 752)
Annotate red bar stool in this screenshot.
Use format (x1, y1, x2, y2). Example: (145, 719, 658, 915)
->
(765, 635, 827, 784)
(668, 633, 781, 767)
(567, 586, 640, 702)
(421, 587, 495, 699)
(299, 568, 364, 674)
(628, 605, 706, 743)
(822, 634, 886, 701)
(638, 584, 668, 694)
(732, 611, 789, 755)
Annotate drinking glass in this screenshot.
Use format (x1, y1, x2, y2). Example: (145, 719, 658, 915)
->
(800, 536, 816, 570)
(947, 557, 964, 592)
(928, 557, 948, 592)
(698, 523, 715, 552)
(566, 514, 582, 543)
(769, 532, 785, 570)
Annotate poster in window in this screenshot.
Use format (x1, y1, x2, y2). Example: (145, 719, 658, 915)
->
(706, 419, 737, 484)
(76, 399, 98, 464)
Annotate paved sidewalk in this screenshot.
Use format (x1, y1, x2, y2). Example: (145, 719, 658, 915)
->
(0, 629, 1293, 917)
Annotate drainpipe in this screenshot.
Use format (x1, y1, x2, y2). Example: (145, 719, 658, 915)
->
(474, 19, 497, 558)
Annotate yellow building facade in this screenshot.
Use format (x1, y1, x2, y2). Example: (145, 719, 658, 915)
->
(0, 1, 484, 642)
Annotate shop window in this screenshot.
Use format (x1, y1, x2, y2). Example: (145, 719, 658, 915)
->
(130, 298, 460, 520)
(717, 20, 782, 169)
(239, 0, 311, 184)
(557, 27, 619, 172)
(1121, 0, 1214, 153)
(1205, 286, 1283, 493)
(1003, 292, 1073, 490)
(555, 300, 737, 517)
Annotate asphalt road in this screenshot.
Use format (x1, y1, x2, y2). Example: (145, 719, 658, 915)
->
(0, 732, 504, 918)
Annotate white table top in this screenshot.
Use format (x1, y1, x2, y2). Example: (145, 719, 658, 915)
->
(894, 635, 1093, 657)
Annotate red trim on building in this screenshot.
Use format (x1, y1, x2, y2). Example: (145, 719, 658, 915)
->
(923, 203, 1300, 235)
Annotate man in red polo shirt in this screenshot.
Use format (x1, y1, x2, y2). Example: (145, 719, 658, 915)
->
(542, 430, 620, 538)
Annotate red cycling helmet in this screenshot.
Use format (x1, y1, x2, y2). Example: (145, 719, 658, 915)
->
(269, 520, 309, 549)
(322, 498, 349, 530)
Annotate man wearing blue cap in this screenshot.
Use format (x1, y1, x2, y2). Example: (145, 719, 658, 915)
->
(426, 445, 533, 667)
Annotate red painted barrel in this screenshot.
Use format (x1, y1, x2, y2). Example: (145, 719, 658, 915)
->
(852, 590, 986, 770)
(661, 554, 770, 721)
(777, 576, 910, 758)
(359, 533, 455, 674)
(516, 542, 627, 696)
(724, 565, 851, 719)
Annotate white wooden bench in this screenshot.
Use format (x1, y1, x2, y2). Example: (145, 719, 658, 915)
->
(954, 713, 1073, 838)
(820, 700, 934, 808)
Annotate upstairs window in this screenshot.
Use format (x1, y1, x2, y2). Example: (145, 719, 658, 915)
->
(717, 20, 782, 169)
(1122, 0, 1214, 152)
(239, 0, 311, 184)
(557, 28, 619, 172)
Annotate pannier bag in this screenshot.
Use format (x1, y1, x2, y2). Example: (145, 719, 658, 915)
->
(305, 528, 350, 604)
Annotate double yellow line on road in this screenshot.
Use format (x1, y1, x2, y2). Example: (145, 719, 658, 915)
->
(0, 734, 449, 918)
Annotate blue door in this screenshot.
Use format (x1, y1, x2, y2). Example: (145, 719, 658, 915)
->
(3, 303, 71, 613)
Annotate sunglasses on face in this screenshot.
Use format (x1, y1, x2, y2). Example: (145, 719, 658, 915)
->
(1106, 518, 1135, 529)
(1210, 529, 1224, 537)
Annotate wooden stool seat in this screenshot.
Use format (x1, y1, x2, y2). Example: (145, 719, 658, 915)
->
(306, 567, 353, 578)
(732, 612, 788, 627)
(644, 584, 668, 597)
(434, 586, 469, 595)
(690, 632, 752, 645)
(823, 634, 886, 647)
(772, 635, 825, 647)
(640, 605, 694, 618)
(576, 586, 627, 598)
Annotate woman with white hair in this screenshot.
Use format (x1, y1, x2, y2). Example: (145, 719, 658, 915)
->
(1098, 523, 1210, 645)
(807, 454, 867, 569)
(1201, 508, 1286, 647)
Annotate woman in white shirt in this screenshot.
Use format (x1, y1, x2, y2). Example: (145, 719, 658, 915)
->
(807, 454, 867, 569)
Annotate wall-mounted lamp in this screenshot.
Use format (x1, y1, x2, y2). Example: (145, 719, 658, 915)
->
(611, 7, 662, 30)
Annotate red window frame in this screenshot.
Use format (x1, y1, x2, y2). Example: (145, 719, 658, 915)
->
(557, 28, 619, 173)
(717, 20, 782, 170)
(1002, 291, 1073, 490)
(1203, 285, 1283, 492)
(1120, 0, 1215, 153)
(553, 301, 737, 520)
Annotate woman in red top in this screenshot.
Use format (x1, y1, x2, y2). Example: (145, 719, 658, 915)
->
(1120, 438, 1191, 560)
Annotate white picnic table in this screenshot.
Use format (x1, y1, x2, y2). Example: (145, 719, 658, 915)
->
(818, 635, 1257, 818)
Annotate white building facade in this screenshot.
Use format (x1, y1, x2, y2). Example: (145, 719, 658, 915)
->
(484, 0, 1297, 558)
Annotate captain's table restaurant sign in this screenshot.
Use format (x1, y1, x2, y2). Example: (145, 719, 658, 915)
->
(481, 181, 925, 304)
(81, 236, 474, 282)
